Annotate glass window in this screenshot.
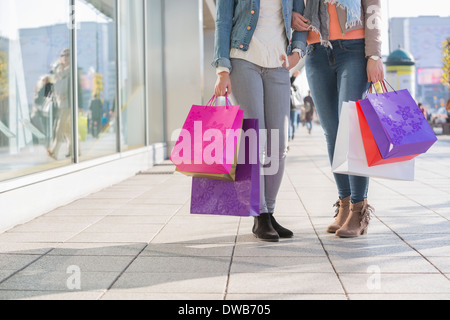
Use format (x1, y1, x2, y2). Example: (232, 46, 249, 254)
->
(119, 0, 146, 151)
(147, 0, 165, 144)
(0, 0, 72, 181)
(76, 0, 118, 160)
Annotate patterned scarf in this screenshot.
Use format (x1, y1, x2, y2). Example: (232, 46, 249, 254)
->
(304, 0, 362, 47)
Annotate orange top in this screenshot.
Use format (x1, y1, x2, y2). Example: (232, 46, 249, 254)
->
(307, 4, 365, 45)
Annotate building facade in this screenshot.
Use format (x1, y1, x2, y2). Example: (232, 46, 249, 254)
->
(0, 0, 213, 232)
(389, 16, 450, 110)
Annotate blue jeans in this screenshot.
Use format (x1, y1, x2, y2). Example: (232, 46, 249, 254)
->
(289, 110, 298, 139)
(305, 39, 370, 204)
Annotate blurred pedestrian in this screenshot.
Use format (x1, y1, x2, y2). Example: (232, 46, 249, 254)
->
(48, 49, 72, 160)
(303, 91, 315, 135)
(90, 93, 103, 139)
(432, 101, 449, 125)
(289, 70, 302, 140)
(418, 103, 428, 120)
(447, 99, 450, 124)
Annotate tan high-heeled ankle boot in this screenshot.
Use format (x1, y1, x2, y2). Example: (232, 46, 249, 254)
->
(336, 200, 374, 238)
(326, 196, 351, 234)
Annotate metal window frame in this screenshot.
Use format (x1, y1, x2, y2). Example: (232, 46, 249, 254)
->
(70, 0, 80, 163)
(70, 0, 154, 160)
(143, 0, 149, 147)
(115, 0, 122, 153)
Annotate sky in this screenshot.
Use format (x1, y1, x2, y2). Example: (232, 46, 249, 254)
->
(383, 0, 450, 18)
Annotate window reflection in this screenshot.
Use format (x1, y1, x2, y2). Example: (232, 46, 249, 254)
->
(119, 0, 146, 151)
(0, 0, 72, 180)
(76, 0, 117, 160)
(0, 0, 165, 183)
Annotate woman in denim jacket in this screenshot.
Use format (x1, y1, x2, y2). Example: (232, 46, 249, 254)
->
(214, 0, 306, 242)
(292, 0, 385, 238)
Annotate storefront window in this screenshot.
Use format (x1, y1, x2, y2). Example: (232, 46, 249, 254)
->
(0, 0, 165, 183)
(0, 0, 72, 181)
(76, 0, 118, 160)
(119, 0, 146, 151)
(147, 0, 165, 144)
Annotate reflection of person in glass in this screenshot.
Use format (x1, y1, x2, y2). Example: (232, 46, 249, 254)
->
(90, 93, 103, 139)
(32, 75, 54, 144)
(48, 49, 72, 159)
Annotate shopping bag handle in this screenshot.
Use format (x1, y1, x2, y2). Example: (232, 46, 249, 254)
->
(206, 94, 232, 108)
(382, 79, 397, 93)
(366, 80, 398, 97)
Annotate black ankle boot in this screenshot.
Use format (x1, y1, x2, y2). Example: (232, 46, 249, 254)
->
(270, 213, 294, 238)
(252, 213, 280, 242)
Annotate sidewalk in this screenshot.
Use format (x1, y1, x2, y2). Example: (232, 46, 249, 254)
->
(0, 125, 450, 300)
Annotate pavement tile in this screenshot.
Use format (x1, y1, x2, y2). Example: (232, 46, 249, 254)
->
(233, 237, 326, 257)
(100, 292, 223, 300)
(22, 255, 135, 272)
(140, 243, 234, 257)
(126, 256, 231, 274)
(0, 232, 79, 244)
(0, 290, 105, 300)
(230, 256, 334, 273)
(108, 204, 183, 216)
(348, 293, 450, 300)
(66, 232, 158, 244)
(227, 273, 344, 295)
(340, 273, 450, 294)
(0, 270, 120, 292)
(0, 243, 55, 255)
(110, 273, 228, 293)
(49, 243, 147, 257)
(225, 293, 347, 300)
(401, 234, 450, 256)
(330, 256, 439, 274)
(0, 254, 45, 271)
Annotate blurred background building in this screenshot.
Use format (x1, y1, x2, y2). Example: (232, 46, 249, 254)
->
(389, 15, 450, 113)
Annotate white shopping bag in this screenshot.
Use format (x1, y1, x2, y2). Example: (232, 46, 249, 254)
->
(332, 101, 415, 181)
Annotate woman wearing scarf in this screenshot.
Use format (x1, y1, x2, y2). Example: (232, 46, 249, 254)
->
(292, 0, 384, 238)
(214, 0, 306, 242)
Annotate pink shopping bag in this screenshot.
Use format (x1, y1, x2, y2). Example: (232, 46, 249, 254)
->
(171, 95, 244, 175)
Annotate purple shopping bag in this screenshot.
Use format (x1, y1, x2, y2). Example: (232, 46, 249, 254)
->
(359, 88, 437, 159)
(190, 119, 260, 217)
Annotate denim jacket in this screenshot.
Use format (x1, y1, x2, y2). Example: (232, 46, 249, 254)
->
(213, 0, 307, 71)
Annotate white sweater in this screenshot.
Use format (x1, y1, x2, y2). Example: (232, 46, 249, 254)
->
(217, 0, 289, 74)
